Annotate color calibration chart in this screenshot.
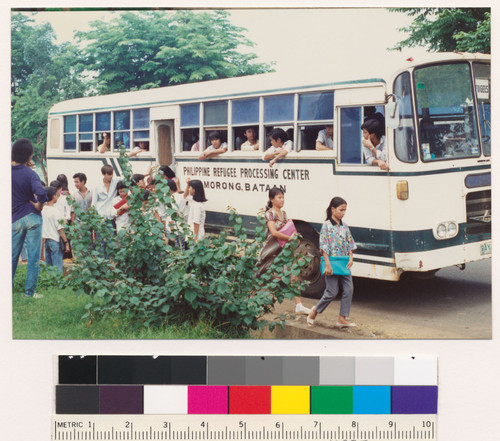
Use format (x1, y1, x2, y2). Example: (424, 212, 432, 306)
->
(53, 355, 437, 440)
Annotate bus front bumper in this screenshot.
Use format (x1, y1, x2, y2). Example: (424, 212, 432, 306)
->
(395, 238, 492, 273)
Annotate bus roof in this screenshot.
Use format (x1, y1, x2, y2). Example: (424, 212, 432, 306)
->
(49, 52, 490, 115)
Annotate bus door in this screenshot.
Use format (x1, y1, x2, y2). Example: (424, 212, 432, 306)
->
(333, 86, 398, 280)
(151, 106, 178, 169)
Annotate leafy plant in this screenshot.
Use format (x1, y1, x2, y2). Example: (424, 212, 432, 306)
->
(64, 150, 309, 335)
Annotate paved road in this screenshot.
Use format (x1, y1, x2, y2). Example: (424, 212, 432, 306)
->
(265, 259, 491, 339)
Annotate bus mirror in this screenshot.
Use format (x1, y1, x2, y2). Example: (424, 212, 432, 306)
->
(386, 101, 399, 129)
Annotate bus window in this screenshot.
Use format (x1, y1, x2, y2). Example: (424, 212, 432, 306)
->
(473, 62, 490, 156)
(298, 91, 333, 121)
(264, 95, 294, 122)
(79, 114, 93, 152)
(114, 111, 131, 151)
(181, 104, 200, 152)
(232, 98, 260, 151)
(132, 108, 150, 148)
(299, 125, 333, 150)
(340, 107, 362, 164)
(63, 115, 77, 151)
(414, 63, 480, 161)
(393, 72, 417, 163)
(265, 125, 293, 148)
(182, 128, 199, 152)
(204, 101, 228, 126)
(234, 125, 259, 151)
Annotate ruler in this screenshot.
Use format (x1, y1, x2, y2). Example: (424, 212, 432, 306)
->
(52, 414, 436, 440)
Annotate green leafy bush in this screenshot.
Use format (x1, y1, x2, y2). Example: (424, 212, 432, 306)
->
(64, 150, 309, 335)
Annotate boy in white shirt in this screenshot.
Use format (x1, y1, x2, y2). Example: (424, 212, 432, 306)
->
(111, 181, 130, 233)
(42, 187, 70, 272)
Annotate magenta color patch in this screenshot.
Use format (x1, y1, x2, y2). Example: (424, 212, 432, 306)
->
(188, 386, 228, 414)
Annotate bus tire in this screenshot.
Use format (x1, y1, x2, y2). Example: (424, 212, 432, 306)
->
(294, 224, 325, 299)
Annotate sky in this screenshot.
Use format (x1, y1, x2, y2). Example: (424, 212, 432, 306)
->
(20, 7, 431, 82)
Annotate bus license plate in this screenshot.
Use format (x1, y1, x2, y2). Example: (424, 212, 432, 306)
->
(480, 241, 492, 256)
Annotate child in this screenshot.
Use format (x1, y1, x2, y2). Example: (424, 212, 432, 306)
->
(183, 178, 207, 242)
(160, 179, 187, 249)
(262, 128, 293, 168)
(307, 196, 357, 327)
(111, 181, 130, 233)
(198, 131, 227, 160)
(42, 186, 70, 272)
(261, 187, 311, 315)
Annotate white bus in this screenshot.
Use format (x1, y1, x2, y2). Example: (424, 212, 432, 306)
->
(47, 52, 491, 297)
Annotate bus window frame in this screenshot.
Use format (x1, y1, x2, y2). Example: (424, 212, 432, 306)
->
(413, 61, 481, 163)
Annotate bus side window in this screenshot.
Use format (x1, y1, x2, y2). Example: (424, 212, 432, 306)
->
(339, 107, 362, 164)
(182, 128, 199, 151)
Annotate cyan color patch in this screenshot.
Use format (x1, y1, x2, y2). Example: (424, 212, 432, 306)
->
(353, 386, 391, 414)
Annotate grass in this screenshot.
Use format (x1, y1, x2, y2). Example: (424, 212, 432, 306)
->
(12, 264, 249, 339)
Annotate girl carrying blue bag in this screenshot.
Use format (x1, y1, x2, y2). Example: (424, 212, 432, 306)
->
(307, 196, 357, 328)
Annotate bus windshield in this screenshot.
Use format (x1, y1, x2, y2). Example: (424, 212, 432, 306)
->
(415, 62, 481, 161)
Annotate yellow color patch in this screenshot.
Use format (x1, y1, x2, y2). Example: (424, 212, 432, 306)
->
(271, 386, 310, 414)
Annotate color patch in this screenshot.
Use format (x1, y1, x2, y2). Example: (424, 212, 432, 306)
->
(100, 386, 143, 414)
(353, 386, 391, 414)
(98, 356, 172, 384)
(283, 357, 319, 385)
(392, 386, 438, 414)
(246, 357, 284, 385)
(394, 356, 438, 385)
(207, 357, 246, 385)
(355, 357, 394, 385)
(310, 386, 353, 414)
(143, 386, 188, 414)
(58, 356, 97, 384)
(56, 385, 99, 414)
(319, 357, 355, 385)
(229, 386, 271, 414)
(188, 386, 228, 414)
(271, 386, 310, 414)
(171, 357, 207, 384)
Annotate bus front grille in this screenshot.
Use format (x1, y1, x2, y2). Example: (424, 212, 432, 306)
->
(466, 190, 491, 235)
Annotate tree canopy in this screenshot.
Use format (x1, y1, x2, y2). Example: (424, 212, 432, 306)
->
(390, 8, 490, 54)
(11, 10, 274, 178)
(75, 10, 274, 94)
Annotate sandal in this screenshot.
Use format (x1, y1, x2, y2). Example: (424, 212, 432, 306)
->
(307, 307, 316, 327)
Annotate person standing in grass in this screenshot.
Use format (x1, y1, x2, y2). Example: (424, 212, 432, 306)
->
(12, 138, 48, 298)
(42, 187, 70, 272)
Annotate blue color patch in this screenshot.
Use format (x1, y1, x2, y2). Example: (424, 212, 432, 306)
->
(353, 386, 391, 414)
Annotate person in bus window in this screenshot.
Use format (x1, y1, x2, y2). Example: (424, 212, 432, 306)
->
(263, 128, 293, 168)
(198, 131, 227, 160)
(315, 125, 334, 150)
(240, 128, 259, 151)
(361, 118, 389, 170)
(98, 132, 111, 154)
(129, 141, 149, 157)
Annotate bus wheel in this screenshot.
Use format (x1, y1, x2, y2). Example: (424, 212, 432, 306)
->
(295, 229, 325, 299)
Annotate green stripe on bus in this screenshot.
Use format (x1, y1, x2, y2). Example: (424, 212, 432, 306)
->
(206, 211, 490, 258)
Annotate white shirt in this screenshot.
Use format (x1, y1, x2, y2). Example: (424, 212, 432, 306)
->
(363, 136, 387, 165)
(55, 193, 72, 221)
(262, 140, 293, 160)
(316, 129, 334, 149)
(241, 140, 259, 151)
(186, 196, 206, 240)
(91, 177, 120, 219)
(205, 142, 227, 152)
(42, 205, 64, 242)
(111, 195, 130, 232)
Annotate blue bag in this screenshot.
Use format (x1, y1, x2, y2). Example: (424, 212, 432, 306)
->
(320, 255, 351, 276)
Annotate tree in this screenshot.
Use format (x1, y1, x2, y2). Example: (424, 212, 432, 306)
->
(75, 10, 274, 94)
(11, 13, 88, 180)
(390, 8, 490, 54)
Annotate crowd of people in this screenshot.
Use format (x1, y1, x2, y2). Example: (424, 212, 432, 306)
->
(13, 123, 363, 324)
(11, 138, 205, 299)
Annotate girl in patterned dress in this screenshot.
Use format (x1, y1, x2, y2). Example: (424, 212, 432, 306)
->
(262, 187, 311, 315)
(307, 196, 357, 327)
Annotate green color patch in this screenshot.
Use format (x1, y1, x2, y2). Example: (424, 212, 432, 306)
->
(310, 386, 353, 414)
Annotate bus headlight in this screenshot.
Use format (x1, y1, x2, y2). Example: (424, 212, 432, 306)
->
(434, 221, 459, 240)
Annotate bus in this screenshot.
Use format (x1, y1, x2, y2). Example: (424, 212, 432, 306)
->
(47, 52, 491, 297)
